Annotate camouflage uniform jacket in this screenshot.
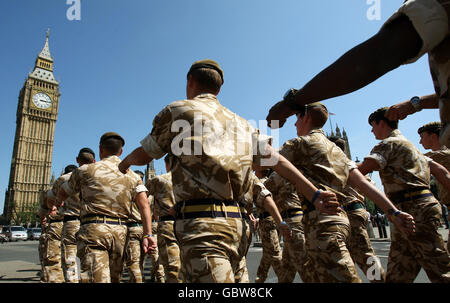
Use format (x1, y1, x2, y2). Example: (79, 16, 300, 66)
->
(241, 174, 272, 216)
(278, 129, 357, 204)
(364, 129, 432, 195)
(48, 172, 81, 217)
(425, 146, 450, 205)
(146, 173, 176, 218)
(263, 171, 304, 213)
(38, 190, 63, 221)
(140, 93, 271, 203)
(62, 155, 147, 219)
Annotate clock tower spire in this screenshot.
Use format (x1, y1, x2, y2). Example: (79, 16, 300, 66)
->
(3, 30, 61, 225)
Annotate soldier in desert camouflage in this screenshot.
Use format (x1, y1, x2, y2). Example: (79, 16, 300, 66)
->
(146, 156, 181, 282)
(119, 59, 339, 283)
(279, 102, 415, 282)
(47, 148, 96, 283)
(56, 132, 156, 283)
(329, 137, 386, 282)
(418, 121, 450, 251)
(358, 108, 450, 282)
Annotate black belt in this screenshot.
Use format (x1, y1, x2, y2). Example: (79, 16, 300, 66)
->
(175, 199, 245, 219)
(281, 208, 303, 219)
(159, 215, 175, 222)
(81, 214, 126, 226)
(388, 187, 433, 205)
(343, 202, 365, 212)
(63, 215, 80, 222)
(259, 212, 272, 219)
(126, 222, 142, 227)
(48, 218, 63, 223)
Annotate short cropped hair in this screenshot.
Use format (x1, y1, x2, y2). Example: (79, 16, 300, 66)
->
(189, 68, 223, 93)
(77, 147, 95, 164)
(418, 122, 441, 136)
(100, 138, 123, 155)
(368, 107, 398, 129)
(134, 170, 144, 181)
(297, 103, 328, 128)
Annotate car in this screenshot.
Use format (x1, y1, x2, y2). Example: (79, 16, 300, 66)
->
(4, 226, 27, 242)
(27, 227, 42, 240)
(0, 232, 7, 244)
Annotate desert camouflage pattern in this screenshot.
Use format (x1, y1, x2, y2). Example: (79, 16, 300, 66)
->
(347, 208, 386, 283)
(146, 173, 176, 217)
(341, 178, 386, 282)
(39, 222, 48, 282)
(278, 129, 357, 203)
(77, 223, 128, 283)
(175, 215, 250, 283)
(279, 129, 360, 282)
(386, 196, 450, 282)
(303, 209, 361, 282)
(263, 172, 311, 282)
(426, 147, 450, 205)
(255, 216, 283, 283)
(157, 220, 182, 282)
(42, 221, 65, 283)
(63, 155, 147, 219)
(124, 225, 145, 283)
(61, 219, 80, 283)
(148, 221, 165, 282)
(365, 129, 432, 195)
(50, 172, 81, 217)
(140, 93, 272, 203)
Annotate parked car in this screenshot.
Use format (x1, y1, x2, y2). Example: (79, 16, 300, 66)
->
(4, 226, 27, 242)
(27, 227, 42, 240)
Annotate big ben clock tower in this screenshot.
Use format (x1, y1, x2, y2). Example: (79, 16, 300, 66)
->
(4, 29, 60, 224)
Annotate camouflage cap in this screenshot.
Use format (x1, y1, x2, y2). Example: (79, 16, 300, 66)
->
(418, 121, 441, 135)
(187, 59, 224, 84)
(100, 132, 125, 147)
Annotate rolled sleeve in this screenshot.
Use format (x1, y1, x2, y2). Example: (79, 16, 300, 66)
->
(364, 153, 387, 170)
(140, 133, 166, 160)
(136, 184, 148, 194)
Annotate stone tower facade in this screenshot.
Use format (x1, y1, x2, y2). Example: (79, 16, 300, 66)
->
(4, 30, 60, 224)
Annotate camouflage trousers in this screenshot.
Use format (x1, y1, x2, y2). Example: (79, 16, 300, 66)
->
(43, 221, 65, 283)
(124, 225, 145, 283)
(255, 217, 283, 283)
(347, 208, 385, 283)
(278, 214, 317, 283)
(234, 218, 252, 283)
(303, 209, 361, 283)
(175, 216, 250, 283)
(77, 222, 127, 283)
(148, 221, 165, 283)
(386, 198, 450, 283)
(39, 223, 48, 283)
(157, 220, 181, 282)
(61, 219, 80, 283)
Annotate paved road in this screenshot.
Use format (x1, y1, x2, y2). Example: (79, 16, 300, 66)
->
(0, 226, 447, 283)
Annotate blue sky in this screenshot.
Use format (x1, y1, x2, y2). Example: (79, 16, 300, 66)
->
(0, 0, 440, 212)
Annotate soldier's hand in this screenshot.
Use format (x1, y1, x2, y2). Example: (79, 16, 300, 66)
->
(143, 236, 157, 254)
(278, 221, 292, 241)
(49, 206, 58, 217)
(266, 100, 297, 129)
(384, 101, 415, 121)
(393, 211, 416, 236)
(118, 161, 129, 174)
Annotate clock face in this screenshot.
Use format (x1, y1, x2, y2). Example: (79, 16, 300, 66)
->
(32, 92, 52, 109)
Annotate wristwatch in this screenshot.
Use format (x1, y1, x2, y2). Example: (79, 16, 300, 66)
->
(283, 88, 303, 111)
(410, 96, 422, 112)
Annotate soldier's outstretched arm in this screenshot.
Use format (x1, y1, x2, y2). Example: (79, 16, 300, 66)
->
(429, 160, 450, 192)
(119, 147, 154, 174)
(135, 192, 157, 254)
(348, 168, 415, 235)
(266, 15, 422, 128)
(385, 94, 439, 121)
(260, 145, 340, 214)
